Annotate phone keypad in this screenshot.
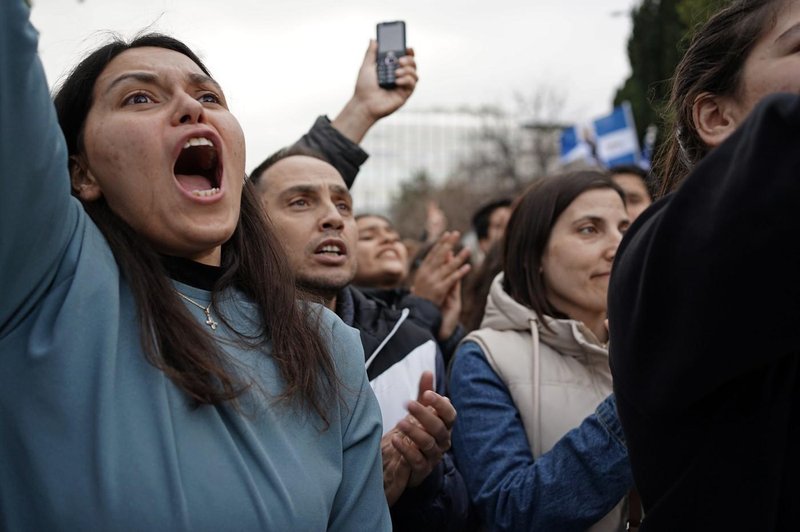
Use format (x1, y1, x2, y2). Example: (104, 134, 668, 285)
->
(378, 52, 399, 88)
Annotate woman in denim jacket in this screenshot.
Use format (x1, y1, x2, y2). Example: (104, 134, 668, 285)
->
(449, 171, 633, 531)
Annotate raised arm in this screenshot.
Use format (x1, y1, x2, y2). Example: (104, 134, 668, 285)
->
(331, 40, 417, 144)
(0, 0, 81, 328)
(293, 40, 417, 188)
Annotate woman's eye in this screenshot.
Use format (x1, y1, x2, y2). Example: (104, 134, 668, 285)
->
(578, 226, 597, 235)
(124, 93, 153, 105)
(199, 93, 221, 104)
(290, 199, 308, 208)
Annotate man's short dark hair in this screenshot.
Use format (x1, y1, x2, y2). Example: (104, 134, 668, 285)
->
(608, 164, 648, 180)
(471, 198, 513, 240)
(249, 145, 331, 185)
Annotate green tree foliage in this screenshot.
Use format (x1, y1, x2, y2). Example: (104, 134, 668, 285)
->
(677, 0, 730, 35)
(614, 0, 687, 144)
(615, 0, 729, 154)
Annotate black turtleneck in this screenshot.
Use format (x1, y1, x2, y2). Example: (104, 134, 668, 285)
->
(160, 254, 223, 290)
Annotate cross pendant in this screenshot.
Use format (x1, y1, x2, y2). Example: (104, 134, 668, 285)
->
(204, 309, 219, 330)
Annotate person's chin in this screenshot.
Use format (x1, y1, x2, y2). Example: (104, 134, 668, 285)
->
(299, 269, 353, 295)
(379, 269, 405, 286)
(378, 260, 405, 276)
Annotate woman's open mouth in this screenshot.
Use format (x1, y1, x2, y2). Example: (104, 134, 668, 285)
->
(174, 137, 221, 197)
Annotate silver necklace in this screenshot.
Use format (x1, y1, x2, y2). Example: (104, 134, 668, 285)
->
(175, 291, 218, 330)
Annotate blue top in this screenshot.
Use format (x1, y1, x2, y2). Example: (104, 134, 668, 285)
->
(0, 1, 390, 530)
(449, 341, 632, 532)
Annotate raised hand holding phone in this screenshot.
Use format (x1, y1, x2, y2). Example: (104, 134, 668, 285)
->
(377, 21, 406, 89)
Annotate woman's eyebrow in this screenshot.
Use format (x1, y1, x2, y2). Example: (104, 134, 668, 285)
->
(105, 71, 158, 94)
(573, 215, 604, 225)
(187, 72, 222, 92)
(104, 71, 222, 94)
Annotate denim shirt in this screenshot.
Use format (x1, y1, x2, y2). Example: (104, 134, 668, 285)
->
(449, 341, 632, 532)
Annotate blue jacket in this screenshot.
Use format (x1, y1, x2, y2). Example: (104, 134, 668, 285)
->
(450, 341, 631, 531)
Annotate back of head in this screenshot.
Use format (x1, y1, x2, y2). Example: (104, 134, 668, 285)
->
(657, 0, 784, 195)
(608, 164, 647, 182)
(502, 171, 624, 321)
(471, 198, 513, 241)
(460, 240, 504, 332)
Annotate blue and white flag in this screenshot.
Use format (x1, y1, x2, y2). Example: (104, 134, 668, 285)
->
(592, 102, 641, 167)
(559, 125, 594, 165)
(559, 102, 642, 168)
(639, 124, 658, 170)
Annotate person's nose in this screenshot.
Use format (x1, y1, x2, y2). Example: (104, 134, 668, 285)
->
(605, 228, 624, 262)
(377, 228, 398, 244)
(319, 201, 344, 232)
(172, 92, 205, 126)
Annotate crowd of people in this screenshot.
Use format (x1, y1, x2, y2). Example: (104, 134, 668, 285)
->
(1, 0, 798, 530)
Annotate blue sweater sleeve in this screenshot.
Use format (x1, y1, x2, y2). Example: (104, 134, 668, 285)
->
(327, 317, 392, 531)
(449, 341, 632, 532)
(0, 0, 82, 330)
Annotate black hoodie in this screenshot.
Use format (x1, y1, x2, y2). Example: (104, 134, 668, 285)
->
(609, 93, 800, 530)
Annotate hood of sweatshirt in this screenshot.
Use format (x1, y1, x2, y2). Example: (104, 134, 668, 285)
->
(480, 273, 608, 362)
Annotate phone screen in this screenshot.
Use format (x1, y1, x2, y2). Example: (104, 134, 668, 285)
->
(378, 22, 405, 53)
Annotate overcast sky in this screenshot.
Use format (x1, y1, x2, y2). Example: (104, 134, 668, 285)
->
(31, 0, 638, 171)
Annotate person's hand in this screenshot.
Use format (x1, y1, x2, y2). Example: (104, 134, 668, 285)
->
(410, 231, 471, 307)
(438, 279, 462, 340)
(424, 201, 447, 244)
(331, 40, 418, 144)
(381, 428, 412, 506)
(391, 372, 457, 488)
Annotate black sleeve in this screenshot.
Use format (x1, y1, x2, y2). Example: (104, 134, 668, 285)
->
(293, 116, 369, 188)
(390, 453, 471, 532)
(397, 293, 465, 367)
(609, 93, 800, 413)
(608, 93, 800, 530)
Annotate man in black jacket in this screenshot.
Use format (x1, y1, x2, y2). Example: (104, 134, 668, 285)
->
(250, 41, 469, 531)
(252, 147, 468, 532)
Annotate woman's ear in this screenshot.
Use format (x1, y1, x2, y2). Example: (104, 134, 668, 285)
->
(69, 156, 102, 201)
(692, 92, 740, 148)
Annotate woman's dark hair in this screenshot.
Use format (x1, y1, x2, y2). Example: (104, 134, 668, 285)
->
(460, 240, 504, 333)
(354, 212, 392, 224)
(53, 34, 338, 425)
(657, 0, 785, 195)
(471, 198, 513, 241)
(503, 171, 625, 324)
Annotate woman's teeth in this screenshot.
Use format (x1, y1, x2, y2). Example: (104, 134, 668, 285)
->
(184, 137, 214, 149)
(191, 187, 220, 197)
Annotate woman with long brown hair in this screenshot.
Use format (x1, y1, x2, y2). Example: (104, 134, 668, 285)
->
(449, 171, 633, 531)
(0, 2, 388, 529)
(609, 1, 800, 528)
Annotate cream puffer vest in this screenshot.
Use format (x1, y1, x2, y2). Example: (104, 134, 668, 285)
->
(464, 273, 625, 532)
